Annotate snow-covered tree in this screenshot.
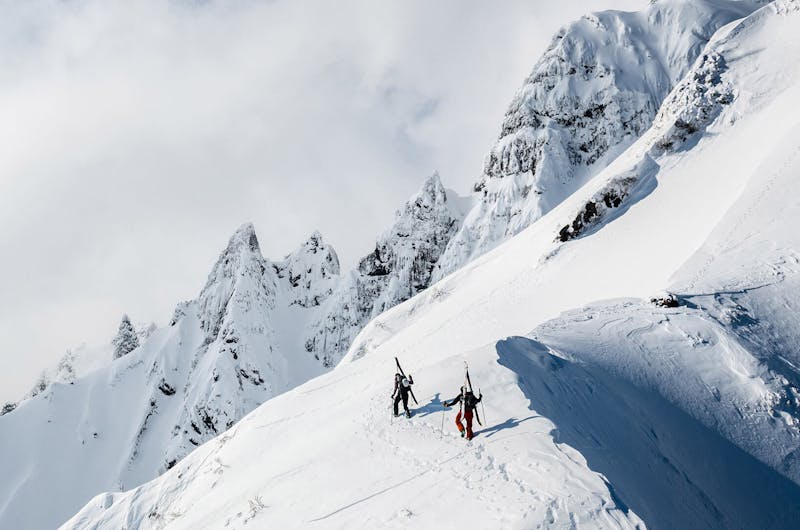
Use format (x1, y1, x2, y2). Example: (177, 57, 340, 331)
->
(112, 314, 140, 359)
(27, 371, 49, 399)
(55, 350, 76, 383)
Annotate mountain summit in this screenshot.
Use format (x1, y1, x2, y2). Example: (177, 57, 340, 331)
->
(431, 0, 762, 281)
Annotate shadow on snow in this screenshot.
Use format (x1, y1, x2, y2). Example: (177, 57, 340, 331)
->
(496, 336, 800, 530)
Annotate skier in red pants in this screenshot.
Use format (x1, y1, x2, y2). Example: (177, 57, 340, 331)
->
(443, 386, 482, 440)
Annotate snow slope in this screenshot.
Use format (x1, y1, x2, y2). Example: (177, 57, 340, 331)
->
(63, 342, 648, 530)
(64, 1, 800, 528)
(63, 333, 799, 529)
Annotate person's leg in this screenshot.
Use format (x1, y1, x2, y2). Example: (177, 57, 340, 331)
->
(465, 410, 474, 440)
(393, 394, 400, 416)
(402, 393, 410, 415)
(455, 410, 465, 435)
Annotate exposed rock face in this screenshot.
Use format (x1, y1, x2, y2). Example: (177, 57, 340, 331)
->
(275, 231, 340, 308)
(196, 223, 277, 342)
(652, 52, 733, 154)
(432, 0, 761, 281)
(558, 48, 736, 244)
(306, 173, 461, 367)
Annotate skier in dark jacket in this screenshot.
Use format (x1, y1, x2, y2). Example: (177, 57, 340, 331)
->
(443, 386, 482, 440)
(392, 373, 414, 418)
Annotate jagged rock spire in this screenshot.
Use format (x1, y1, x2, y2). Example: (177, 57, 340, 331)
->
(196, 223, 275, 340)
(307, 172, 460, 367)
(276, 231, 340, 308)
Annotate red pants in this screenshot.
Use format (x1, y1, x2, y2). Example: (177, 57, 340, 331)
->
(455, 410, 474, 440)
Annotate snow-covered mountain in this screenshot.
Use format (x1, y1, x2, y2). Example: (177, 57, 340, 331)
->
(61, 1, 800, 528)
(7, 0, 800, 528)
(0, 168, 474, 529)
(0, 224, 332, 529)
(431, 0, 765, 280)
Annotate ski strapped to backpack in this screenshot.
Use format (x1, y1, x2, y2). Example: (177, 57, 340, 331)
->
(464, 361, 482, 426)
(395, 357, 418, 405)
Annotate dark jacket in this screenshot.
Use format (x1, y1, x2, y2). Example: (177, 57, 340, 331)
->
(444, 390, 482, 411)
(392, 375, 414, 398)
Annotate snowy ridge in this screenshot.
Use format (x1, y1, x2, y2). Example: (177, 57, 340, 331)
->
(431, 0, 763, 280)
(533, 297, 800, 483)
(62, 341, 650, 530)
(64, 1, 800, 528)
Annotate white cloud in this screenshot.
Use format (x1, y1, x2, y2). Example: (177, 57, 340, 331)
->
(0, 0, 643, 403)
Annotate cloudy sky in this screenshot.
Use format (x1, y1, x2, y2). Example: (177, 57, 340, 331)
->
(0, 0, 642, 403)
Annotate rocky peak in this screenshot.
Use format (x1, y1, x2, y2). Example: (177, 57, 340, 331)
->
(276, 231, 341, 308)
(196, 223, 276, 341)
(431, 0, 761, 282)
(308, 173, 460, 367)
(359, 172, 457, 282)
(401, 171, 449, 220)
(164, 223, 284, 466)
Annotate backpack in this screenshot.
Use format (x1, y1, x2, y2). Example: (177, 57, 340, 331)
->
(401, 377, 410, 388)
(464, 392, 478, 409)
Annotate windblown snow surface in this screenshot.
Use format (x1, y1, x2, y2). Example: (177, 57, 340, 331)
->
(63, 2, 800, 529)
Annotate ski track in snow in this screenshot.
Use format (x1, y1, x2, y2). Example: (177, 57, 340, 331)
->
(683, 140, 800, 294)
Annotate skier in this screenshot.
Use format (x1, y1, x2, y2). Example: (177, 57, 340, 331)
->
(392, 372, 414, 418)
(443, 386, 483, 440)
